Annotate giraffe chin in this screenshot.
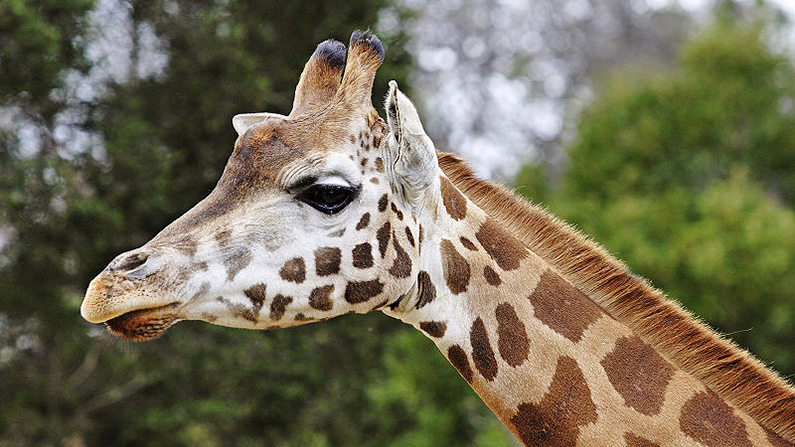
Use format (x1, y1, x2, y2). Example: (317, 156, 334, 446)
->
(104, 304, 181, 341)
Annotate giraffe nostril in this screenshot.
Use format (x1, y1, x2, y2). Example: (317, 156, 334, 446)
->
(110, 252, 150, 273)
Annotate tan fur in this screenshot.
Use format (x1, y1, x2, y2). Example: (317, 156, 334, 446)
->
(437, 152, 795, 443)
(291, 52, 344, 115)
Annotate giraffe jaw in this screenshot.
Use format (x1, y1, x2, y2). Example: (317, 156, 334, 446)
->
(104, 303, 182, 340)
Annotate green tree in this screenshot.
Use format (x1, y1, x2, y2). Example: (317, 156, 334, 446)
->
(517, 3, 795, 376)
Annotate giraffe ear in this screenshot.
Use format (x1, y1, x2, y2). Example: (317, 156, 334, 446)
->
(384, 80, 438, 205)
(232, 112, 286, 136)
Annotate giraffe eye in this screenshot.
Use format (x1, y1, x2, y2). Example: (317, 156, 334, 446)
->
(297, 184, 357, 215)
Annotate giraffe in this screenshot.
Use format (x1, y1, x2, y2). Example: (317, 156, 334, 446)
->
(80, 31, 795, 446)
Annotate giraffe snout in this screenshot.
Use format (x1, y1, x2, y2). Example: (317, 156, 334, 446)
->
(81, 250, 173, 324)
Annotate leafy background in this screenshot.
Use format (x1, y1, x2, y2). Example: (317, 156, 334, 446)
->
(2, 0, 794, 445)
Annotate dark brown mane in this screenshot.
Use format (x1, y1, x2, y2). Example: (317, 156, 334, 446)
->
(438, 152, 795, 442)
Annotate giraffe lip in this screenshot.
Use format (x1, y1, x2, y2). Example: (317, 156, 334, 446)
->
(104, 303, 181, 341)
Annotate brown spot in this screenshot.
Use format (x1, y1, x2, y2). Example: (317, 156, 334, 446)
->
(361, 157, 368, 167)
(495, 303, 530, 367)
(390, 202, 404, 220)
(269, 294, 292, 320)
(510, 356, 598, 447)
(279, 257, 306, 283)
(344, 279, 384, 303)
(388, 233, 412, 278)
(447, 345, 473, 383)
(459, 236, 477, 251)
(418, 225, 424, 246)
(440, 239, 470, 294)
(356, 212, 370, 230)
(484, 265, 501, 286)
(375, 157, 384, 173)
(680, 391, 752, 447)
(528, 270, 603, 342)
(308, 285, 334, 311)
(470, 317, 498, 381)
(415, 271, 436, 309)
(377, 221, 391, 258)
(294, 313, 312, 321)
(405, 227, 415, 247)
(378, 194, 388, 212)
(352, 243, 374, 269)
(243, 283, 267, 310)
(601, 336, 674, 416)
(369, 177, 379, 184)
(419, 321, 447, 338)
(224, 248, 253, 281)
(439, 176, 467, 220)
(349, 135, 356, 144)
(475, 218, 527, 271)
(624, 433, 660, 447)
(314, 247, 341, 276)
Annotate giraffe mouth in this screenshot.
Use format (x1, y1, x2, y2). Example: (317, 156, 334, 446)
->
(104, 303, 181, 341)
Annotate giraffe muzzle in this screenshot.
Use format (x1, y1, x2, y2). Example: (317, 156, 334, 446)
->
(80, 248, 183, 333)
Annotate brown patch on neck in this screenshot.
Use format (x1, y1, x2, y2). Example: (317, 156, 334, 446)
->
(447, 344, 473, 383)
(475, 217, 527, 271)
(470, 317, 498, 381)
(419, 321, 447, 338)
(439, 175, 467, 220)
(388, 233, 412, 278)
(483, 265, 502, 286)
(680, 391, 752, 447)
(415, 270, 436, 309)
(601, 336, 674, 416)
(440, 239, 470, 294)
(495, 302, 530, 367)
(509, 356, 597, 446)
(528, 270, 603, 343)
(438, 152, 795, 442)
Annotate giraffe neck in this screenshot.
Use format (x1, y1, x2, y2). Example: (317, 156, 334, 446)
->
(386, 174, 792, 447)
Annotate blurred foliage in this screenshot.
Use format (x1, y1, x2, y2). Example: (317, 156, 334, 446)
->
(0, 0, 503, 446)
(0, 0, 94, 112)
(516, 2, 795, 376)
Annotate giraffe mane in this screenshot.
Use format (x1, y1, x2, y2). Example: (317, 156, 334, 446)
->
(437, 151, 795, 442)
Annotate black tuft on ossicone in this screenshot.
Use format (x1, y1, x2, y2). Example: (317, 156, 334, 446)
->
(314, 39, 347, 68)
(350, 29, 385, 62)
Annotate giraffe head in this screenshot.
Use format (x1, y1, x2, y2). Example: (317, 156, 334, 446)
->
(80, 31, 441, 340)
